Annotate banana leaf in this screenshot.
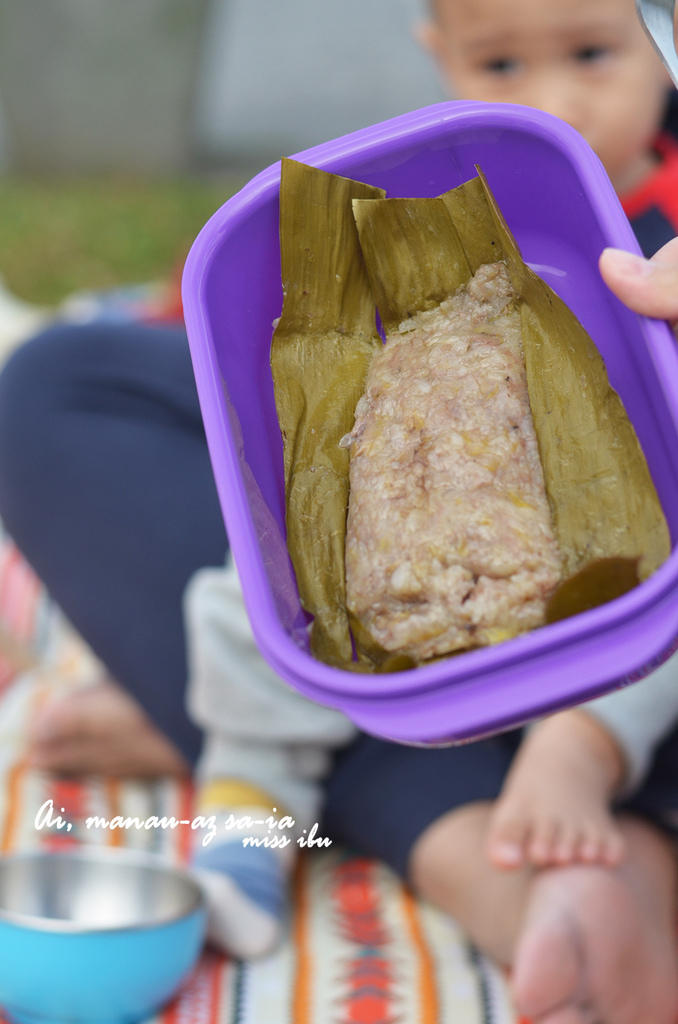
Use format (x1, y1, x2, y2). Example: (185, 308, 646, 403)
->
(273, 160, 670, 669)
(270, 158, 384, 667)
(465, 171, 670, 584)
(352, 169, 670, 628)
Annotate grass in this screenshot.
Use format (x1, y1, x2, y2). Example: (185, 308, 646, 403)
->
(0, 175, 248, 306)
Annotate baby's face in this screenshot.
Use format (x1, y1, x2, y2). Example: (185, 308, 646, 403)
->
(424, 0, 669, 192)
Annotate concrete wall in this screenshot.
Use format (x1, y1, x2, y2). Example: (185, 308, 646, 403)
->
(0, 0, 446, 174)
(193, 0, 446, 168)
(0, 0, 210, 174)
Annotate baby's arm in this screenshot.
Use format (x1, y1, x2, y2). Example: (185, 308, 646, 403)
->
(487, 650, 678, 870)
(583, 652, 678, 793)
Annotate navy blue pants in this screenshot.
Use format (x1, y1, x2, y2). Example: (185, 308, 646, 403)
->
(323, 725, 678, 878)
(0, 322, 228, 765)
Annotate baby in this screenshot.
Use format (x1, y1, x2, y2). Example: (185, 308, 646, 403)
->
(418, 0, 678, 872)
(420, 0, 671, 200)
(188, 0, 678, 972)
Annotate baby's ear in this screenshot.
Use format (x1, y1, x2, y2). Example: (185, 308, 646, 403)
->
(414, 19, 456, 95)
(413, 19, 443, 59)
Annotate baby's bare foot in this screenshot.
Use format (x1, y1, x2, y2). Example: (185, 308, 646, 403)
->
(27, 678, 190, 778)
(512, 816, 678, 1024)
(488, 711, 626, 870)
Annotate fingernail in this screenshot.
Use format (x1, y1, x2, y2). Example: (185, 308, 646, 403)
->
(601, 247, 652, 277)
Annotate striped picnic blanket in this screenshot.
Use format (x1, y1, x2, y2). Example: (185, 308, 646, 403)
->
(0, 532, 523, 1024)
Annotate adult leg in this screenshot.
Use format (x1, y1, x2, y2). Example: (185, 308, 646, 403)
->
(412, 806, 678, 1024)
(510, 815, 678, 1024)
(0, 321, 228, 768)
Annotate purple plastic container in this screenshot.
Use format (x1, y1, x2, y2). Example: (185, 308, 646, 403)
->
(182, 101, 678, 745)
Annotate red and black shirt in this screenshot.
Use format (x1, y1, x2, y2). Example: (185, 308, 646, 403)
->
(621, 92, 678, 257)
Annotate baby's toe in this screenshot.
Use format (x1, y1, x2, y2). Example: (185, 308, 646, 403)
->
(574, 818, 624, 867)
(552, 823, 586, 865)
(599, 825, 626, 866)
(527, 818, 562, 866)
(487, 809, 530, 868)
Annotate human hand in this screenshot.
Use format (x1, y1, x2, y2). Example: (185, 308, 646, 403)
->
(599, 238, 678, 324)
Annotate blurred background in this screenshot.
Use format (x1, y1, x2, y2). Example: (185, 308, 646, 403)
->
(0, 0, 444, 308)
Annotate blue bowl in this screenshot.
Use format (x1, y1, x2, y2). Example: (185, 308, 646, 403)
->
(0, 847, 207, 1024)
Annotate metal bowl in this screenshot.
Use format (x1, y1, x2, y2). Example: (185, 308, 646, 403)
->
(0, 847, 207, 1024)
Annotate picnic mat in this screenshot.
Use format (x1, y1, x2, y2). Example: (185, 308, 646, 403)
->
(0, 529, 523, 1024)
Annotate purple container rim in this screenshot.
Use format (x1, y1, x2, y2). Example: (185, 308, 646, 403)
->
(183, 99, 678, 704)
